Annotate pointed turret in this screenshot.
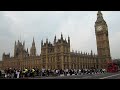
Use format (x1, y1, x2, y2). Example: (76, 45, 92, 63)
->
(33, 37, 35, 43)
(54, 35, 56, 44)
(97, 11, 103, 20)
(23, 41, 25, 45)
(91, 50, 93, 56)
(41, 39, 43, 47)
(96, 11, 106, 23)
(61, 32, 63, 40)
(14, 41, 16, 49)
(68, 35, 70, 43)
(32, 37, 35, 46)
(18, 40, 19, 43)
(15, 41, 16, 46)
(23, 41, 25, 49)
(27, 48, 29, 56)
(46, 38, 48, 44)
(14, 41, 16, 57)
(30, 37, 36, 56)
(68, 35, 70, 48)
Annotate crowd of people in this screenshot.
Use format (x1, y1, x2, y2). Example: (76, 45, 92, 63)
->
(0, 68, 106, 79)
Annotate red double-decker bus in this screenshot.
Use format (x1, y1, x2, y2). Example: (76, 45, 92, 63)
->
(107, 62, 119, 73)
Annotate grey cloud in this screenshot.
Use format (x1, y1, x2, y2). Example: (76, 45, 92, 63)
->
(0, 12, 16, 60)
(0, 11, 120, 60)
(0, 12, 13, 38)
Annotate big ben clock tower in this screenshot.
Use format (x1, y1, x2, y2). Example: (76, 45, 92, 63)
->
(95, 11, 111, 68)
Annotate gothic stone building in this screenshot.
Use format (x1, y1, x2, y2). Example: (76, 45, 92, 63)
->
(0, 11, 111, 70)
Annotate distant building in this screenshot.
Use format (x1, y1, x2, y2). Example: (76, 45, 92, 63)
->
(0, 11, 111, 70)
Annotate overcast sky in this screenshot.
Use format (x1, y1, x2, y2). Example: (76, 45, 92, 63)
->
(0, 11, 120, 60)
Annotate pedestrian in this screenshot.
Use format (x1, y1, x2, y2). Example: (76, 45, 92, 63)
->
(16, 70, 20, 79)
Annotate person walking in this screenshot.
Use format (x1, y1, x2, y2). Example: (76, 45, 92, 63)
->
(16, 70, 20, 79)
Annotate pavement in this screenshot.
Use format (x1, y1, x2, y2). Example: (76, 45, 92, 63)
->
(28, 72, 120, 79)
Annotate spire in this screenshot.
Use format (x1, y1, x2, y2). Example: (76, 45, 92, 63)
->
(30, 37, 36, 56)
(15, 41, 16, 45)
(68, 35, 70, 43)
(46, 38, 48, 43)
(96, 11, 104, 22)
(14, 41, 16, 48)
(32, 37, 35, 46)
(47, 38, 48, 41)
(98, 11, 102, 16)
(91, 50, 93, 56)
(54, 35, 56, 40)
(61, 32, 63, 40)
(23, 41, 25, 45)
(97, 11, 103, 18)
(23, 41, 25, 49)
(54, 35, 56, 43)
(41, 39, 43, 46)
(32, 37, 35, 45)
(33, 37, 35, 43)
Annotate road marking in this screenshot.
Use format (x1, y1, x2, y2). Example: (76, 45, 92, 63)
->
(99, 73, 120, 79)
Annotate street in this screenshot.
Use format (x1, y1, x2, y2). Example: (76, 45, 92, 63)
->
(29, 71, 120, 79)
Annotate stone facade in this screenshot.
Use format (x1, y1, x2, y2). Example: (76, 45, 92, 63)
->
(0, 11, 111, 70)
(1, 35, 98, 70)
(40, 35, 98, 70)
(95, 11, 111, 68)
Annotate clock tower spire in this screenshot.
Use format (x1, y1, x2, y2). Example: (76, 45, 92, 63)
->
(97, 11, 104, 22)
(95, 11, 111, 69)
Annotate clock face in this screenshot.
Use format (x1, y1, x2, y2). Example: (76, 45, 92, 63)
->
(97, 26, 102, 31)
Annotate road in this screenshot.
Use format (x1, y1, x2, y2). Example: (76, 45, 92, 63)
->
(29, 72, 120, 79)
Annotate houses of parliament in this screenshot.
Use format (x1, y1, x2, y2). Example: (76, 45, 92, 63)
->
(0, 11, 111, 70)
